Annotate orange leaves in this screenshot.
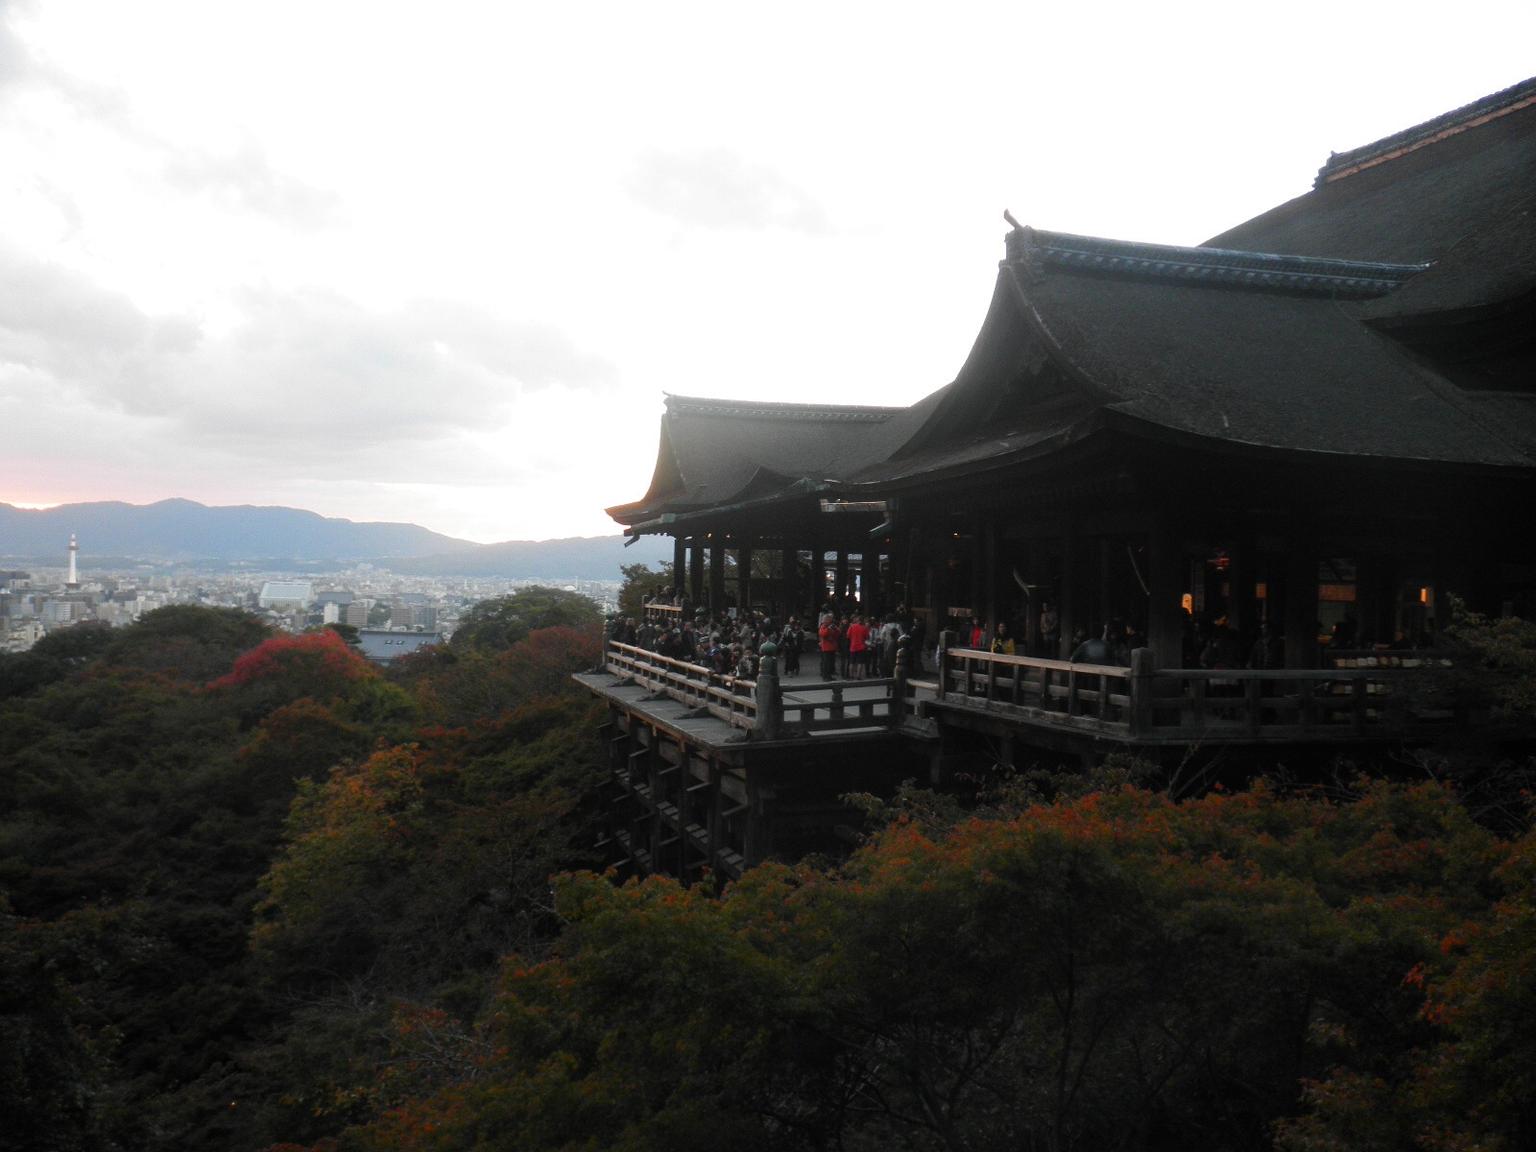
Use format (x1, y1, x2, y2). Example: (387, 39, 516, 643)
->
(210, 629, 373, 693)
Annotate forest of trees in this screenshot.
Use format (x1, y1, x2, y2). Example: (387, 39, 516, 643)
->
(1, 595, 1533, 1151)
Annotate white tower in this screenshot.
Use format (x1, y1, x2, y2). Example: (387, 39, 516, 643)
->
(66, 533, 79, 589)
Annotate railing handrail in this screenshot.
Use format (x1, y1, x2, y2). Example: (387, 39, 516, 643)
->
(948, 646, 1129, 676)
(609, 639, 713, 680)
(936, 644, 1472, 741)
(1166, 665, 1449, 680)
(944, 647, 1449, 680)
(606, 641, 756, 729)
(604, 640, 914, 737)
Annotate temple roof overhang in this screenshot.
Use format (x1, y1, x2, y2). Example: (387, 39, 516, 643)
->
(608, 79, 1536, 535)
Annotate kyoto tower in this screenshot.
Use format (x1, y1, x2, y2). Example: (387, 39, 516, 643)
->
(66, 533, 79, 589)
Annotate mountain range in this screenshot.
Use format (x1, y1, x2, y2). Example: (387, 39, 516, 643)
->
(0, 499, 672, 579)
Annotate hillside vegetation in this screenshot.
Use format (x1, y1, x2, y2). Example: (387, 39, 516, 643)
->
(2, 599, 1533, 1151)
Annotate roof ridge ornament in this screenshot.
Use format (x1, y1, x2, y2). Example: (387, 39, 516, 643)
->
(1004, 227, 1430, 298)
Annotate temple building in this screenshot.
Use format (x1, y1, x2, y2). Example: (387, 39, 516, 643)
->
(582, 79, 1536, 883)
(610, 77, 1536, 665)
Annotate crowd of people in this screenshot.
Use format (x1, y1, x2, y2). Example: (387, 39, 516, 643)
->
(618, 587, 1417, 683)
(611, 597, 925, 683)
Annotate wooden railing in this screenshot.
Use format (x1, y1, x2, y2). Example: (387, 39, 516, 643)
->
(1325, 649, 1453, 668)
(778, 679, 904, 732)
(606, 640, 1469, 746)
(604, 641, 916, 738)
(939, 646, 1466, 743)
(642, 602, 685, 626)
(606, 642, 756, 729)
(942, 648, 1137, 733)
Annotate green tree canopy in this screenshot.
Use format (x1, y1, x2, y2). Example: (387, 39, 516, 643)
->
(450, 587, 600, 653)
(618, 561, 673, 618)
(105, 605, 271, 682)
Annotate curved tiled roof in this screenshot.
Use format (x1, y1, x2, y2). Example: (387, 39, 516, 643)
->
(610, 79, 1536, 529)
(1208, 80, 1536, 265)
(607, 395, 919, 526)
(1002, 253, 1536, 468)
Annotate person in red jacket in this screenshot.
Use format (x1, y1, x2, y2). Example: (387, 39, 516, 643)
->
(818, 613, 841, 681)
(846, 614, 870, 679)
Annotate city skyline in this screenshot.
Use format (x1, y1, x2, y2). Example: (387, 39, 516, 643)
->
(3, 1, 1533, 542)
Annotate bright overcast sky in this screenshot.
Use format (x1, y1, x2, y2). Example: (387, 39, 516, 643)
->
(2, 1, 1532, 543)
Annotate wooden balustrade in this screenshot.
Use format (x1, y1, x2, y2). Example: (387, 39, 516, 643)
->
(938, 646, 1465, 742)
(607, 640, 1466, 747)
(604, 640, 918, 737)
(606, 641, 755, 729)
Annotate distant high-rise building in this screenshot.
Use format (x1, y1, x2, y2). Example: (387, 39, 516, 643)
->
(258, 580, 315, 610)
(392, 603, 437, 630)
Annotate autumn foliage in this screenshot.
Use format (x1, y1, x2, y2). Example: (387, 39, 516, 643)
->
(297, 781, 1536, 1152)
(4, 597, 1536, 1152)
(210, 628, 374, 693)
(0, 599, 608, 1152)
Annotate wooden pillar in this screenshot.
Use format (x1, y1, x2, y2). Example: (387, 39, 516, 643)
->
(835, 549, 849, 608)
(644, 729, 662, 865)
(1355, 552, 1382, 648)
(737, 546, 752, 613)
(744, 771, 770, 868)
(689, 538, 704, 606)
(1228, 530, 1256, 638)
(1060, 530, 1084, 656)
(1129, 647, 1155, 734)
(1146, 517, 1185, 670)
(705, 763, 723, 894)
(1430, 547, 1474, 641)
(969, 517, 983, 624)
(984, 522, 999, 635)
(1283, 535, 1318, 669)
(781, 546, 800, 621)
(864, 548, 882, 614)
(709, 541, 725, 613)
(894, 527, 914, 614)
(1097, 535, 1113, 632)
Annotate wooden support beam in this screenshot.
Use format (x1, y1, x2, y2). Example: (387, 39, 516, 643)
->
(689, 538, 704, 606)
(1061, 530, 1083, 659)
(1284, 532, 1319, 669)
(1146, 514, 1185, 670)
(864, 548, 882, 614)
(646, 728, 663, 867)
(984, 520, 998, 637)
(781, 546, 799, 620)
(737, 546, 753, 614)
(709, 542, 726, 613)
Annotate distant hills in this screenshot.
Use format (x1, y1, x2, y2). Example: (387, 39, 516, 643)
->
(383, 536, 673, 579)
(0, 499, 673, 579)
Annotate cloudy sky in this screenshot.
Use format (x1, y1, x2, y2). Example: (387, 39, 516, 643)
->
(2, 1, 1532, 543)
